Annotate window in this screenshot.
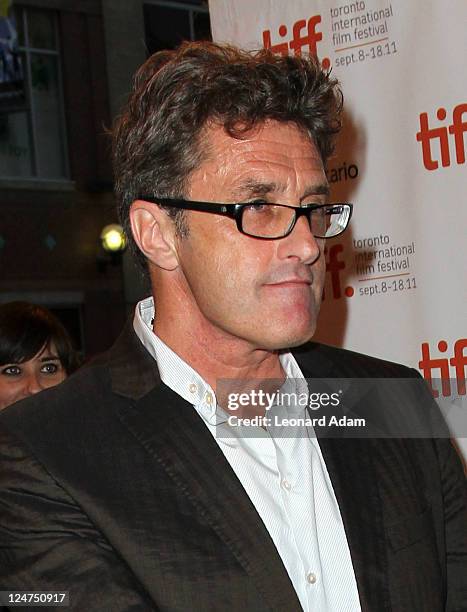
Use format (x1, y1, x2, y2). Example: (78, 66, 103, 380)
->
(0, 6, 68, 179)
(144, 0, 211, 55)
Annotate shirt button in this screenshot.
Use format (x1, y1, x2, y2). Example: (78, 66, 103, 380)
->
(206, 393, 213, 405)
(306, 572, 317, 585)
(189, 384, 197, 393)
(281, 479, 292, 491)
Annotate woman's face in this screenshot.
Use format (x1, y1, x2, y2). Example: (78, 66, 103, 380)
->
(0, 341, 66, 410)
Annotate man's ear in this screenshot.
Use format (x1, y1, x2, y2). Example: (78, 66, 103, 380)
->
(129, 200, 180, 271)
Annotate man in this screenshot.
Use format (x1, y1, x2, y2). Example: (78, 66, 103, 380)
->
(0, 42, 466, 611)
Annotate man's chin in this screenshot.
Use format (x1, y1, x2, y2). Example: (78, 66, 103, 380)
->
(256, 322, 318, 352)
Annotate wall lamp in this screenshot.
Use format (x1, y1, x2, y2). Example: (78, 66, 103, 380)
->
(97, 224, 127, 273)
(100, 224, 127, 253)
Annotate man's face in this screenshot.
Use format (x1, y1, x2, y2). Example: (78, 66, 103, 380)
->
(173, 120, 328, 351)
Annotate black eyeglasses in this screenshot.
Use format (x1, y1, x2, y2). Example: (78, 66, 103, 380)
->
(139, 196, 353, 240)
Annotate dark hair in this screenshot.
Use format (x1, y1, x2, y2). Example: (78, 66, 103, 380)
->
(0, 302, 80, 375)
(113, 41, 343, 268)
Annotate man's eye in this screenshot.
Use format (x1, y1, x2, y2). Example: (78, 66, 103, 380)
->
(314, 206, 326, 216)
(41, 363, 59, 375)
(245, 201, 269, 212)
(1, 365, 21, 377)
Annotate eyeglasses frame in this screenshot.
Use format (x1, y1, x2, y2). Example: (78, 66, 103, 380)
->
(138, 196, 353, 240)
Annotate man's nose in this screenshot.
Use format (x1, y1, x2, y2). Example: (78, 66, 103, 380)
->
(277, 214, 322, 264)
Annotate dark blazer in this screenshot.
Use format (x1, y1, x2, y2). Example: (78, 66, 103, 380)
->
(0, 322, 466, 611)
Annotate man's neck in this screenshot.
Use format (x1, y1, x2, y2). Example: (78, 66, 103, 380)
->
(153, 309, 285, 413)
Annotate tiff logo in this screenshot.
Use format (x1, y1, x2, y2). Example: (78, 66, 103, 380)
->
(262, 16, 330, 68)
(419, 338, 467, 398)
(323, 244, 346, 300)
(416, 103, 467, 170)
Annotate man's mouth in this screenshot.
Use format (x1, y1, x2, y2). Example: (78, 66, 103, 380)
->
(264, 272, 313, 288)
(267, 279, 311, 287)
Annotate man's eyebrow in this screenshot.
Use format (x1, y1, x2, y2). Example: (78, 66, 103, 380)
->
(301, 183, 330, 200)
(303, 183, 330, 198)
(232, 180, 279, 198)
(232, 179, 330, 200)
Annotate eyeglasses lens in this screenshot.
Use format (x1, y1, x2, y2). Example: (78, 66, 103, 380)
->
(241, 205, 295, 239)
(241, 204, 349, 239)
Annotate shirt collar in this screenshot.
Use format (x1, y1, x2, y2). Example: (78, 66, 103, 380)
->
(134, 297, 222, 424)
(133, 297, 308, 424)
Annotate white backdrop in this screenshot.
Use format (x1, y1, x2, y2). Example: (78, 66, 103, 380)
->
(209, 0, 467, 455)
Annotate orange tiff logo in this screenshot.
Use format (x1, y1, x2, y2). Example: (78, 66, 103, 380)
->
(419, 338, 467, 398)
(322, 243, 355, 300)
(416, 103, 467, 171)
(262, 16, 330, 69)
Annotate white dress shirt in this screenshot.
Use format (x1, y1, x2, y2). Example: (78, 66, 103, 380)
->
(134, 296, 361, 612)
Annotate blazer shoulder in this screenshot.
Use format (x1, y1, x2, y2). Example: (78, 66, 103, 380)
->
(0, 355, 113, 444)
(0, 321, 159, 452)
(293, 342, 418, 378)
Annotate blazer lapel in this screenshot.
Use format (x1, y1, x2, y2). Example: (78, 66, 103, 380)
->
(107, 325, 390, 611)
(109, 322, 302, 612)
(295, 347, 391, 612)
